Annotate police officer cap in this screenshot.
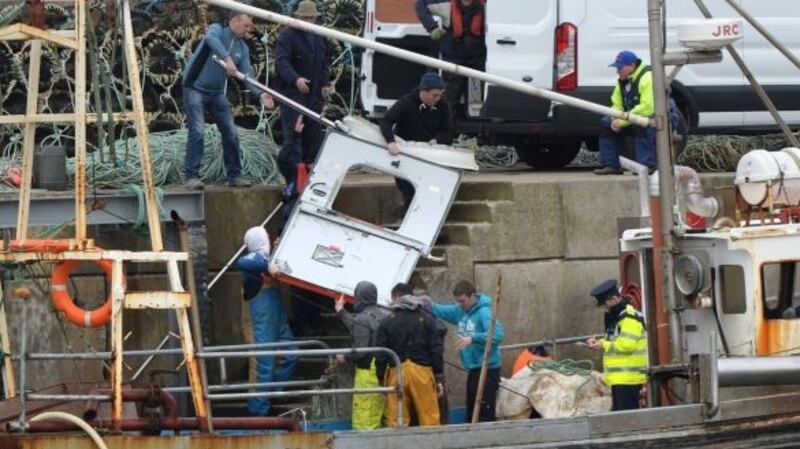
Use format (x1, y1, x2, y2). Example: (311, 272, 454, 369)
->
(591, 279, 619, 305)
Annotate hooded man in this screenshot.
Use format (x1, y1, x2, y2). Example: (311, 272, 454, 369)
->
(585, 279, 648, 411)
(334, 281, 392, 430)
(235, 227, 298, 416)
(432, 279, 504, 422)
(391, 283, 451, 425)
(375, 292, 444, 427)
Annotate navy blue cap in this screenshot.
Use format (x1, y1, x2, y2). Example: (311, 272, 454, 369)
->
(419, 72, 445, 91)
(609, 50, 639, 69)
(591, 279, 619, 306)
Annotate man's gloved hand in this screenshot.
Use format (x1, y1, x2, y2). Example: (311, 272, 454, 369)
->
(429, 26, 445, 41)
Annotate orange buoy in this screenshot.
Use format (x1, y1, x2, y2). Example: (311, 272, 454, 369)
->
(51, 257, 116, 328)
(8, 240, 118, 327)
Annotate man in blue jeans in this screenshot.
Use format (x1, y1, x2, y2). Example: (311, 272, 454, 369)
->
(236, 226, 298, 415)
(274, 0, 331, 187)
(182, 11, 275, 189)
(595, 50, 656, 175)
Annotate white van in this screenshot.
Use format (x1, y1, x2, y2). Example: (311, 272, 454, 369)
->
(360, 0, 800, 168)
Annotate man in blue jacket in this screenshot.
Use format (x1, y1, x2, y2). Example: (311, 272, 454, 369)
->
(182, 11, 275, 190)
(235, 226, 297, 416)
(432, 279, 504, 422)
(274, 0, 332, 187)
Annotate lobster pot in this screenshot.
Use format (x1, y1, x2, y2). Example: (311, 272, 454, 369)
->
(734, 148, 800, 207)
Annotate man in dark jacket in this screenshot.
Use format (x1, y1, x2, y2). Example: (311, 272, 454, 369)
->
(335, 281, 392, 430)
(182, 11, 275, 190)
(416, 0, 486, 118)
(376, 293, 444, 427)
(379, 72, 453, 209)
(274, 0, 332, 187)
(391, 283, 451, 425)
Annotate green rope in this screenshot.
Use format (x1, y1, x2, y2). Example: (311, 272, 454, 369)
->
(527, 359, 595, 376)
(527, 359, 598, 410)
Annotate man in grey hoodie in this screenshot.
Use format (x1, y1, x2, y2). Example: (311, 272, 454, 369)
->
(335, 281, 392, 430)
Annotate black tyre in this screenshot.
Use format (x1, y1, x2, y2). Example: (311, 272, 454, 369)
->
(672, 107, 689, 159)
(518, 138, 583, 169)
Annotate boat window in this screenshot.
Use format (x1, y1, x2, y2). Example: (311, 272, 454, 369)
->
(331, 165, 412, 229)
(760, 261, 800, 319)
(720, 264, 746, 314)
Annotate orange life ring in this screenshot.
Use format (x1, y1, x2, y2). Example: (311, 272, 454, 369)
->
(50, 250, 117, 328)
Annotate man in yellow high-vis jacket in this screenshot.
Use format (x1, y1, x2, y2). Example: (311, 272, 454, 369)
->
(586, 279, 648, 411)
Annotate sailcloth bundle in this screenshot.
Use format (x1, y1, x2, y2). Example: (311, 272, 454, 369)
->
(496, 362, 612, 420)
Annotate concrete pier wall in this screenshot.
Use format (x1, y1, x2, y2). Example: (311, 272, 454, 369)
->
(202, 171, 733, 408)
(1, 171, 733, 410)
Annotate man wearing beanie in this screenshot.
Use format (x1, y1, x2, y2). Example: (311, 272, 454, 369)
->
(379, 72, 453, 210)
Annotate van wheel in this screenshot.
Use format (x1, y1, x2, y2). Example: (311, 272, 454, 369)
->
(518, 138, 583, 169)
(673, 108, 689, 159)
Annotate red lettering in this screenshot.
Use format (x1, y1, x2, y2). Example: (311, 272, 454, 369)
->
(712, 25, 721, 37)
(724, 25, 733, 36)
(732, 24, 740, 35)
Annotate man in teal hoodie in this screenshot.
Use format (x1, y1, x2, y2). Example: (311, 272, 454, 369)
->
(432, 280, 504, 422)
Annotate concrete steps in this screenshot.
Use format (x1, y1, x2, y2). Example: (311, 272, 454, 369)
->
(455, 182, 515, 202)
(445, 201, 496, 223)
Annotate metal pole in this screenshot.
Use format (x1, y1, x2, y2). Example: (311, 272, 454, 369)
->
(206, 340, 331, 351)
(17, 291, 28, 432)
(472, 276, 501, 424)
(723, 0, 800, 72)
(24, 340, 331, 361)
(203, 0, 653, 128)
(648, 0, 682, 364)
(694, 0, 800, 148)
(206, 202, 282, 292)
(717, 356, 800, 387)
(620, 157, 651, 219)
(212, 56, 342, 131)
(499, 334, 603, 352)
(206, 387, 393, 401)
(27, 394, 111, 401)
(130, 333, 172, 382)
(164, 378, 327, 393)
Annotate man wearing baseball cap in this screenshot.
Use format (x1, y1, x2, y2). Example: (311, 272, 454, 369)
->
(594, 50, 656, 175)
(585, 279, 648, 411)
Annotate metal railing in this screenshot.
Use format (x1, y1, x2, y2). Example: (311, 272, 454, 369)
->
(16, 344, 406, 427)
